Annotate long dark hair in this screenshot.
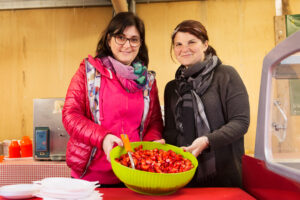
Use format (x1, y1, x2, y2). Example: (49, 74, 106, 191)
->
(171, 20, 217, 59)
(96, 12, 149, 66)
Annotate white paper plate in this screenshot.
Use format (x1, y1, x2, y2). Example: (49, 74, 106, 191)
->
(38, 188, 93, 199)
(34, 177, 98, 192)
(0, 184, 39, 199)
(36, 190, 103, 200)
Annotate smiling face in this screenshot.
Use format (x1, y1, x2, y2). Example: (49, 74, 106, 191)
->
(173, 32, 208, 68)
(108, 26, 141, 65)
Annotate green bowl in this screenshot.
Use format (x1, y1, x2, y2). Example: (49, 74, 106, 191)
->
(110, 141, 198, 195)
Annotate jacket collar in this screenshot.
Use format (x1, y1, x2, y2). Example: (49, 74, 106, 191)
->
(87, 55, 114, 79)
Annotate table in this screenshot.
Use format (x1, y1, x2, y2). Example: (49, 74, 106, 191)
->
(0, 188, 256, 200)
(97, 188, 256, 200)
(0, 158, 70, 186)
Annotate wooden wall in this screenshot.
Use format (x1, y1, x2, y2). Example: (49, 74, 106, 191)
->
(0, 7, 112, 141)
(1, 0, 300, 154)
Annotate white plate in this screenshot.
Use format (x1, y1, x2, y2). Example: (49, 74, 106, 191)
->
(0, 184, 39, 199)
(34, 177, 98, 192)
(36, 190, 103, 200)
(38, 188, 93, 199)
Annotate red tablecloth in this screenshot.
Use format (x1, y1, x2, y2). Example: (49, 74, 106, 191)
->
(0, 187, 255, 200)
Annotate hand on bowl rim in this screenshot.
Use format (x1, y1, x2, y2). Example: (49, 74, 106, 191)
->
(153, 139, 166, 144)
(103, 134, 123, 162)
(181, 136, 209, 157)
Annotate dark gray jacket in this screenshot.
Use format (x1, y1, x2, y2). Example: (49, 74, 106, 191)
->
(163, 64, 250, 187)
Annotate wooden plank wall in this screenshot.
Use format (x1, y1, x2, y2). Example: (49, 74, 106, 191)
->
(0, 7, 113, 140)
(1, 0, 300, 155)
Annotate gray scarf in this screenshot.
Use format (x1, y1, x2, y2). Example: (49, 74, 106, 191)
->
(175, 55, 220, 182)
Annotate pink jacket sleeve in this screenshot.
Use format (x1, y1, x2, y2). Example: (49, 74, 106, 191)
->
(62, 61, 110, 149)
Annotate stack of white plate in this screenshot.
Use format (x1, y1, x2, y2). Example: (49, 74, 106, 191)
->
(34, 177, 103, 200)
(0, 184, 39, 199)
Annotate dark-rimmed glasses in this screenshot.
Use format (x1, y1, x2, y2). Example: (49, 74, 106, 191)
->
(113, 34, 141, 47)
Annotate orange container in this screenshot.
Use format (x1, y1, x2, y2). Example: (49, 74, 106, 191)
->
(9, 140, 21, 158)
(20, 136, 33, 157)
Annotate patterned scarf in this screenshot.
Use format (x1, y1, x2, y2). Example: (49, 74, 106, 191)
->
(102, 56, 147, 93)
(175, 55, 220, 183)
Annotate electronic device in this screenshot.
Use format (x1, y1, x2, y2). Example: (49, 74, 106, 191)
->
(34, 127, 50, 158)
(33, 98, 69, 161)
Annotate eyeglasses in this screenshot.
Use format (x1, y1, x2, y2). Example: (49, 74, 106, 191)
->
(113, 34, 141, 47)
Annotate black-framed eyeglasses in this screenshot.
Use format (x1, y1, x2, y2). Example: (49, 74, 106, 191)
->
(113, 34, 141, 47)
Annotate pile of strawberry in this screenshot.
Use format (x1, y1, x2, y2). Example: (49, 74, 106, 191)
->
(115, 145, 194, 173)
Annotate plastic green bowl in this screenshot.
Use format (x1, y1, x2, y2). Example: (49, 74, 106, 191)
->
(110, 141, 198, 195)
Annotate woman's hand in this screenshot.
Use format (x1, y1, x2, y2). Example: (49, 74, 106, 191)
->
(153, 139, 166, 144)
(181, 136, 209, 157)
(103, 134, 123, 162)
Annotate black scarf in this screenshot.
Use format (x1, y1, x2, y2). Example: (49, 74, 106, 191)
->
(174, 55, 220, 183)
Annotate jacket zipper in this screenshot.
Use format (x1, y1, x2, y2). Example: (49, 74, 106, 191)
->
(80, 147, 97, 178)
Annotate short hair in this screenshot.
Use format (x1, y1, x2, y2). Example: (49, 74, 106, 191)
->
(171, 20, 217, 58)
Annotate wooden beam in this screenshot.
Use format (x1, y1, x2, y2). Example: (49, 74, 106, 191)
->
(282, 0, 291, 15)
(111, 0, 128, 13)
(274, 15, 286, 45)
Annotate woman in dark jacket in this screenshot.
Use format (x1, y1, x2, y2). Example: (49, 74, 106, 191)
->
(163, 20, 250, 188)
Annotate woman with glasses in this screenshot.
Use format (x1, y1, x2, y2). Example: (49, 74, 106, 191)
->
(163, 20, 250, 188)
(62, 12, 164, 187)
